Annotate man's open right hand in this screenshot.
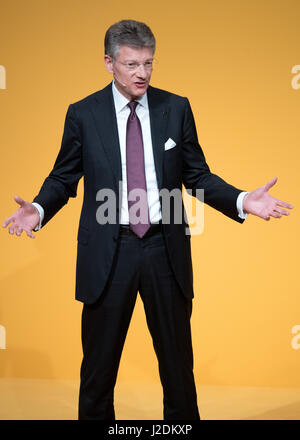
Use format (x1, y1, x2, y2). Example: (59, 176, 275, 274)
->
(2, 195, 40, 238)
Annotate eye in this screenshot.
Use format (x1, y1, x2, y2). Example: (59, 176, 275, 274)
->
(127, 62, 138, 69)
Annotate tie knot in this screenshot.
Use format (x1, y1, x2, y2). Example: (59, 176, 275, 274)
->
(128, 101, 138, 114)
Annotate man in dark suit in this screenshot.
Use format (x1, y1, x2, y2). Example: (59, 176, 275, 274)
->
(3, 20, 293, 420)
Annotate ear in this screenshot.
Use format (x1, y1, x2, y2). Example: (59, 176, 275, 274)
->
(104, 55, 114, 74)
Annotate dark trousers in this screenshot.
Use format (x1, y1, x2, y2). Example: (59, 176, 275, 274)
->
(78, 225, 200, 420)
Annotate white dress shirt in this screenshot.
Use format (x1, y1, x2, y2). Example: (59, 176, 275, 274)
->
(33, 83, 248, 230)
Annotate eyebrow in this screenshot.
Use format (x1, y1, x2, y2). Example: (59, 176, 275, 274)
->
(123, 58, 154, 62)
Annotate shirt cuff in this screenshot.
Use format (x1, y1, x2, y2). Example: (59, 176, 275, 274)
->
(32, 202, 44, 231)
(236, 191, 249, 220)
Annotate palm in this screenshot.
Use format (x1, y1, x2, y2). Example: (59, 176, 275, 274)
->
(243, 177, 293, 220)
(2, 195, 40, 238)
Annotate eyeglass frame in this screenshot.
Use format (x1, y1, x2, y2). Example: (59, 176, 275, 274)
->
(111, 58, 156, 72)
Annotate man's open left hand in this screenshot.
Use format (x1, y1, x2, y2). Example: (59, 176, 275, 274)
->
(243, 177, 293, 220)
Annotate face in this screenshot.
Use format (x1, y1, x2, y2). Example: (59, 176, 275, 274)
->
(104, 45, 154, 101)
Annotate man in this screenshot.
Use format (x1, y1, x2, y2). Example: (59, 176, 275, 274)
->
(2, 20, 293, 420)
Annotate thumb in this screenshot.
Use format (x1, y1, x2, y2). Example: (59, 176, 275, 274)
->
(14, 195, 26, 207)
(264, 177, 278, 192)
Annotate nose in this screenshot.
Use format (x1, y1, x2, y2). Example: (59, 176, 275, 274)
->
(135, 63, 147, 78)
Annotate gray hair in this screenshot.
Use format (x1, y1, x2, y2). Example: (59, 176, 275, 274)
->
(105, 20, 156, 59)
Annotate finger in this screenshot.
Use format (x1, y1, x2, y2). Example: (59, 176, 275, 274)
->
(2, 216, 14, 228)
(14, 195, 25, 207)
(274, 207, 290, 216)
(25, 229, 35, 239)
(264, 177, 278, 192)
(8, 223, 18, 235)
(270, 211, 282, 218)
(275, 199, 294, 210)
(16, 227, 23, 237)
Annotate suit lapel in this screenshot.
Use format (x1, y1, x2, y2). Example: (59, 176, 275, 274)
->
(90, 83, 122, 190)
(147, 86, 170, 191)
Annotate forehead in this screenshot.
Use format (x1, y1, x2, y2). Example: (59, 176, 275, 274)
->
(116, 45, 154, 60)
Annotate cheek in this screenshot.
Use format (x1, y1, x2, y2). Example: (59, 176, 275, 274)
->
(146, 71, 152, 81)
(113, 66, 124, 80)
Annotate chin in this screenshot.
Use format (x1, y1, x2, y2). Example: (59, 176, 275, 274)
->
(134, 86, 148, 95)
(135, 90, 146, 96)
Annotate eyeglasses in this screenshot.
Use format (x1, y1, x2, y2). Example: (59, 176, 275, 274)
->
(115, 60, 156, 71)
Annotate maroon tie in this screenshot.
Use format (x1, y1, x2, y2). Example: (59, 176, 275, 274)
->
(126, 101, 150, 238)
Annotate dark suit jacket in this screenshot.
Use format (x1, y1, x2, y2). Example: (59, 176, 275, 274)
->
(33, 82, 245, 304)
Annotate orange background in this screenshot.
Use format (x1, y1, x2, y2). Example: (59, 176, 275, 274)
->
(0, 0, 299, 388)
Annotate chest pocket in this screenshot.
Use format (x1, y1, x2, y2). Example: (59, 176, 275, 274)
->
(163, 141, 182, 177)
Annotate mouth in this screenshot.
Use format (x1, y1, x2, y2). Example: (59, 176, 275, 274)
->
(134, 81, 147, 88)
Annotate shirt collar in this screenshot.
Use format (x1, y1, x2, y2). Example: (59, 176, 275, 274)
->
(112, 80, 148, 113)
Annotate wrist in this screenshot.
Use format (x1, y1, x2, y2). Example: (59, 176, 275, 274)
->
(237, 191, 249, 219)
(242, 193, 250, 214)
